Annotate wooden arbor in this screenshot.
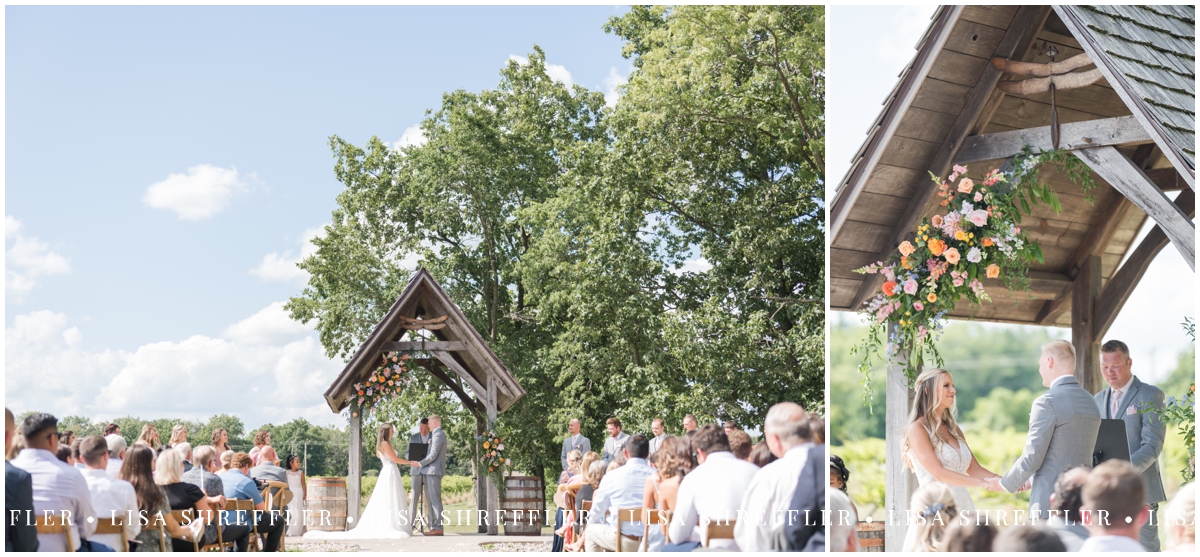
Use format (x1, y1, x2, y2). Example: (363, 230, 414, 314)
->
(829, 5, 1194, 550)
(323, 268, 525, 535)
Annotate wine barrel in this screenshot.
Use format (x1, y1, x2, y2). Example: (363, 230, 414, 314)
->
(307, 477, 348, 532)
(501, 476, 545, 535)
(857, 520, 885, 552)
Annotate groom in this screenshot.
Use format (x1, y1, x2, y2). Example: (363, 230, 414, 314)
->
(412, 414, 447, 536)
(986, 340, 1101, 519)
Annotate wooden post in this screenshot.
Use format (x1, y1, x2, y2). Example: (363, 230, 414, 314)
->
(485, 376, 499, 535)
(475, 413, 487, 534)
(348, 402, 362, 529)
(884, 325, 918, 552)
(1071, 255, 1103, 393)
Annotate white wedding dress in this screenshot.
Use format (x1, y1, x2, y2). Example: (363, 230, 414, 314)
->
(304, 451, 412, 540)
(903, 438, 977, 551)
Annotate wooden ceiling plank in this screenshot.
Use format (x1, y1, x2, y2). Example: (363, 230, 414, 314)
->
(955, 115, 1151, 164)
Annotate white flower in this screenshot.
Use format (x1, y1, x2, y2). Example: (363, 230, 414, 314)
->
(961, 201, 974, 215)
(967, 247, 982, 263)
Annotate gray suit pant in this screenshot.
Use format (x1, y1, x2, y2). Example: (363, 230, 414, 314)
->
(423, 474, 444, 529)
(1141, 502, 1160, 552)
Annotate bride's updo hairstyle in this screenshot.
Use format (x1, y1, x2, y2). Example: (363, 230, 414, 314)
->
(901, 368, 964, 471)
(907, 481, 959, 551)
(377, 423, 395, 449)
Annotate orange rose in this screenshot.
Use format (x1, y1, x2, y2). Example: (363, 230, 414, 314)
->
(927, 293, 937, 303)
(944, 248, 961, 264)
(986, 264, 1000, 279)
(928, 239, 947, 256)
(898, 241, 915, 257)
(982, 237, 994, 247)
(883, 281, 898, 296)
(958, 178, 974, 193)
(901, 256, 913, 270)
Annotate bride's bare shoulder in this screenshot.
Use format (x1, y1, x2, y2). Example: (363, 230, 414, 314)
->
(906, 419, 931, 440)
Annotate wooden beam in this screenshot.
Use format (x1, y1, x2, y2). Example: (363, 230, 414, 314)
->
(381, 341, 466, 352)
(1035, 297, 1071, 325)
(1075, 146, 1195, 269)
(1072, 255, 1102, 394)
(991, 52, 1092, 76)
(955, 115, 1151, 164)
(884, 324, 917, 552)
(418, 360, 487, 417)
(348, 403, 362, 527)
(429, 350, 488, 398)
(485, 376, 499, 536)
(1094, 189, 1196, 339)
(1063, 192, 1135, 280)
(1146, 167, 1190, 192)
(397, 315, 448, 325)
(851, 6, 1052, 310)
(995, 68, 1103, 95)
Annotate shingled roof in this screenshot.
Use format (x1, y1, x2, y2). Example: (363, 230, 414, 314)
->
(1057, 5, 1196, 173)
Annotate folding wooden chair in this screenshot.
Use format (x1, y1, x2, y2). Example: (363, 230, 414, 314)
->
(93, 516, 129, 552)
(139, 516, 170, 552)
(178, 509, 225, 552)
(35, 514, 76, 552)
(642, 509, 669, 543)
(614, 507, 643, 553)
(262, 481, 290, 551)
(702, 518, 737, 548)
(228, 499, 261, 551)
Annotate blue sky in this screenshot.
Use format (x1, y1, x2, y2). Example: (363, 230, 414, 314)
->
(829, 6, 1195, 383)
(5, 5, 634, 427)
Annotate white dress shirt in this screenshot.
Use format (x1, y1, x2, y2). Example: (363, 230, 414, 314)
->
(1079, 534, 1146, 552)
(734, 443, 813, 552)
(587, 457, 655, 537)
(106, 457, 124, 478)
(668, 451, 759, 549)
(9, 448, 98, 551)
(81, 467, 141, 550)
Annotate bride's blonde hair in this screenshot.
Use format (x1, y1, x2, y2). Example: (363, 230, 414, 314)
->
(901, 368, 963, 471)
(377, 423, 395, 449)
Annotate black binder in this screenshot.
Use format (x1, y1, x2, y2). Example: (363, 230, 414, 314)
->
(408, 442, 429, 462)
(1093, 419, 1131, 466)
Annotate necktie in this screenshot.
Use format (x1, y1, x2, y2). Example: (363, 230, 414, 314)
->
(1111, 390, 1122, 418)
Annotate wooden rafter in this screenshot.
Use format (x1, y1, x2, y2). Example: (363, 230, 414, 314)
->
(381, 340, 465, 352)
(954, 115, 1151, 164)
(991, 52, 1092, 76)
(996, 68, 1104, 95)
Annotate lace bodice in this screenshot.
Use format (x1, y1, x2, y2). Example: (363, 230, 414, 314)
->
(912, 438, 972, 483)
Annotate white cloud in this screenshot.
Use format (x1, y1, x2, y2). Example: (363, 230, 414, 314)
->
(603, 67, 628, 108)
(673, 257, 712, 275)
(250, 225, 326, 283)
(5, 303, 347, 428)
(142, 164, 252, 220)
(5, 215, 71, 299)
(386, 125, 427, 151)
(508, 54, 574, 89)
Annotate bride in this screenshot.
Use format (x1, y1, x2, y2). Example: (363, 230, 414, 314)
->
(305, 423, 417, 540)
(901, 368, 1005, 551)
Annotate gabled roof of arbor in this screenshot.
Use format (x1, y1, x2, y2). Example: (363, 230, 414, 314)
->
(829, 5, 1195, 327)
(323, 268, 525, 414)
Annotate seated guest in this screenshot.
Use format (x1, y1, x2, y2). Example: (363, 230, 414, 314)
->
(585, 435, 654, 552)
(779, 443, 825, 551)
(734, 402, 814, 552)
(830, 455, 858, 518)
(7, 432, 26, 460)
(668, 425, 759, 550)
(553, 450, 583, 551)
(105, 434, 128, 478)
(9, 413, 104, 552)
(993, 524, 1066, 551)
(808, 412, 825, 445)
(1164, 482, 1195, 552)
(642, 437, 686, 529)
(1080, 459, 1149, 552)
(748, 441, 777, 468)
(564, 460, 608, 552)
(6, 408, 38, 552)
(175, 442, 193, 473)
(183, 446, 249, 550)
(828, 489, 858, 552)
(120, 445, 196, 551)
(250, 447, 289, 503)
(79, 435, 140, 551)
(727, 430, 752, 460)
(1047, 466, 1090, 551)
(137, 424, 161, 451)
(217, 450, 235, 476)
(55, 444, 74, 465)
(942, 517, 996, 552)
(156, 448, 221, 551)
(904, 481, 957, 552)
(103, 423, 120, 437)
(71, 438, 86, 470)
(223, 452, 285, 551)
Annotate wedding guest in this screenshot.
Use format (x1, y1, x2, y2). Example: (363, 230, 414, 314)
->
(183, 446, 250, 549)
(994, 524, 1066, 551)
(1079, 459, 1149, 552)
(553, 449, 583, 552)
(808, 412, 825, 445)
(104, 423, 120, 437)
(668, 425, 758, 550)
(210, 428, 232, 454)
(942, 518, 996, 552)
(249, 430, 269, 465)
(175, 442, 194, 472)
(779, 444, 825, 551)
(561, 419, 591, 471)
(599, 418, 630, 467)
(56, 444, 74, 465)
(80, 435, 140, 552)
(727, 429, 752, 460)
(223, 452, 284, 551)
(59, 430, 76, 449)
(157, 448, 220, 551)
(72, 438, 86, 470)
(105, 434, 128, 478)
(5, 408, 38, 552)
(217, 450, 234, 476)
(1096, 339, 1167, 551)
(168, 425, 188, 448)
(828, 489, 859, 552)
(904, 481, 957, 552)
(682, 414, 698, 433)
(749, 441, 777, 467)
(137, 423, 161, 451)
(1047, 466, 1090, 551)
(8, 432, 26, 460)
(565, 460, 607, 552)
(830, 455, 859, 521)
(647, 418, 666, 456)
(250, 448, 289, 502)
(120, 445, 195, 551)
(734, 401, 814, 552)
(642, 436, 687, 548)
(10, 413, 101, 552)
(259, 437, 279, 467)
(284, 454, 307, 537)
(722, 420, 738, 436)
(585, 435, 653, 552)
(1164, 483, 1195, 552)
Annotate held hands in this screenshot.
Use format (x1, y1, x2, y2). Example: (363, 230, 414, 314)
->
(1017, 480, 1031, 493)
(983, 476, 1004, 492)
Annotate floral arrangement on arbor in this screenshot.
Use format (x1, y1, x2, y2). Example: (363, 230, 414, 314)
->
(478, 429, 507, 473)
(351, 352, 414, 417)
(853, 147, 1094, 402)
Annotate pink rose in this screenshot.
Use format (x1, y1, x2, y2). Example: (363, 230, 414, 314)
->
(974, 191, 983, 202)
(904, 279, 918, 295)
(969, 209, 988, 227)
(913, 302, 924, 311)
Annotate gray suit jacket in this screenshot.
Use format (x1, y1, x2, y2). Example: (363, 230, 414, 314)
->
(1000, 375, 1101, 518)
(408, 432, 431, 474)
(1094, 376, 1167, 503)
(561, 434, 591, 470)
(418, 427, 447, 476)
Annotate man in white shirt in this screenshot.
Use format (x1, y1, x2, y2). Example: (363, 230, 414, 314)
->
(104, 434, 127, 478)
(79, 435, 140, 551)
(647, 419, 666, 456)
(668, 424, 759, 549)
(9, 413, 100, 552)
(585, 435, 654, 552)
(734, 401, 813, 552)
(599, 418, 630, 467)
(1079, 459, 1149, 552)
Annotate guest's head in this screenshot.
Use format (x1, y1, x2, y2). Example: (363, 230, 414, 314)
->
(377, 423, 395, 448)
(586, 460, 607, 489)
(7, 433, 25, 461)
(579, 451, 600, 480)
(808, 412, 825, 444)
(419, 418, 430, 436)
(903, 368, 962, 470)
(942, 518, 997, 552)
(830, 454, 850, 492)
(606, 417, 622, 438)
(606, 460, 621, 472)
(428, 415, 442, 430)
(70, 438, 83, 465)
(624, 434, 649, 461)
(651, 436, 688, 479)
(55, 444, 74, 465)
(5, 408, 16, 456)
(220, 450, 235, 470)
(682, 414, 697, 432)
(908, 481, 958, 552)
(749, 441, 777, 467)
(992, 524, 1066, 551)
(175, 442, 192, 463)
(59, 430, 75, 447)
(138, 423, 160, 448)
(691, 424, 731, 463)
(651, 418, 664, 437)
(566, 449, 582, 474)
(120, 445, 165, 515)
(20, 412, 59, 452)
(1081, 459, 1147, 538)
(258, 446, 279, 466)
(169, 424, 188, 446)
(253, 430, 270, 448)
(1050, 466, 1090, 518)
(568, 419, 580, 435)
(231, 452, 254, 474)
(106, 433, 128, 460)
(828, 488, 859, 552)
(723, 420, 737, 435)
(1039, 340, 1076, 385)
(285, 454, 302, 472)
(81, 435, 110, 470)
(155, 447, 185, 485)
(1100, 339, 1134, 390)
(210, 428, 229, 448)
(193, 445, 218, 472)
(104, 423, 120, 436)
(1165, 482, 1196, 550)
(764, 401, 810, 458)
(727, 430, 752, 460)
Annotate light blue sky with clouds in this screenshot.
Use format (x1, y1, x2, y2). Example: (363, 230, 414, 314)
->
(829, 5, 1195, 384)
(5, 5, 634, 427)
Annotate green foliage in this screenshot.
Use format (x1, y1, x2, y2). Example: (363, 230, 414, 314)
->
(967, 388, 1038, 432)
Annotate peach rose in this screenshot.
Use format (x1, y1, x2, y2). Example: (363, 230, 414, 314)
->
(958, 178, 974, 194)
(898, 241, 915, 257)
(928, 238, 947, 256)
(944, 247, 961, 265)
(986, 264, 1000, 279)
